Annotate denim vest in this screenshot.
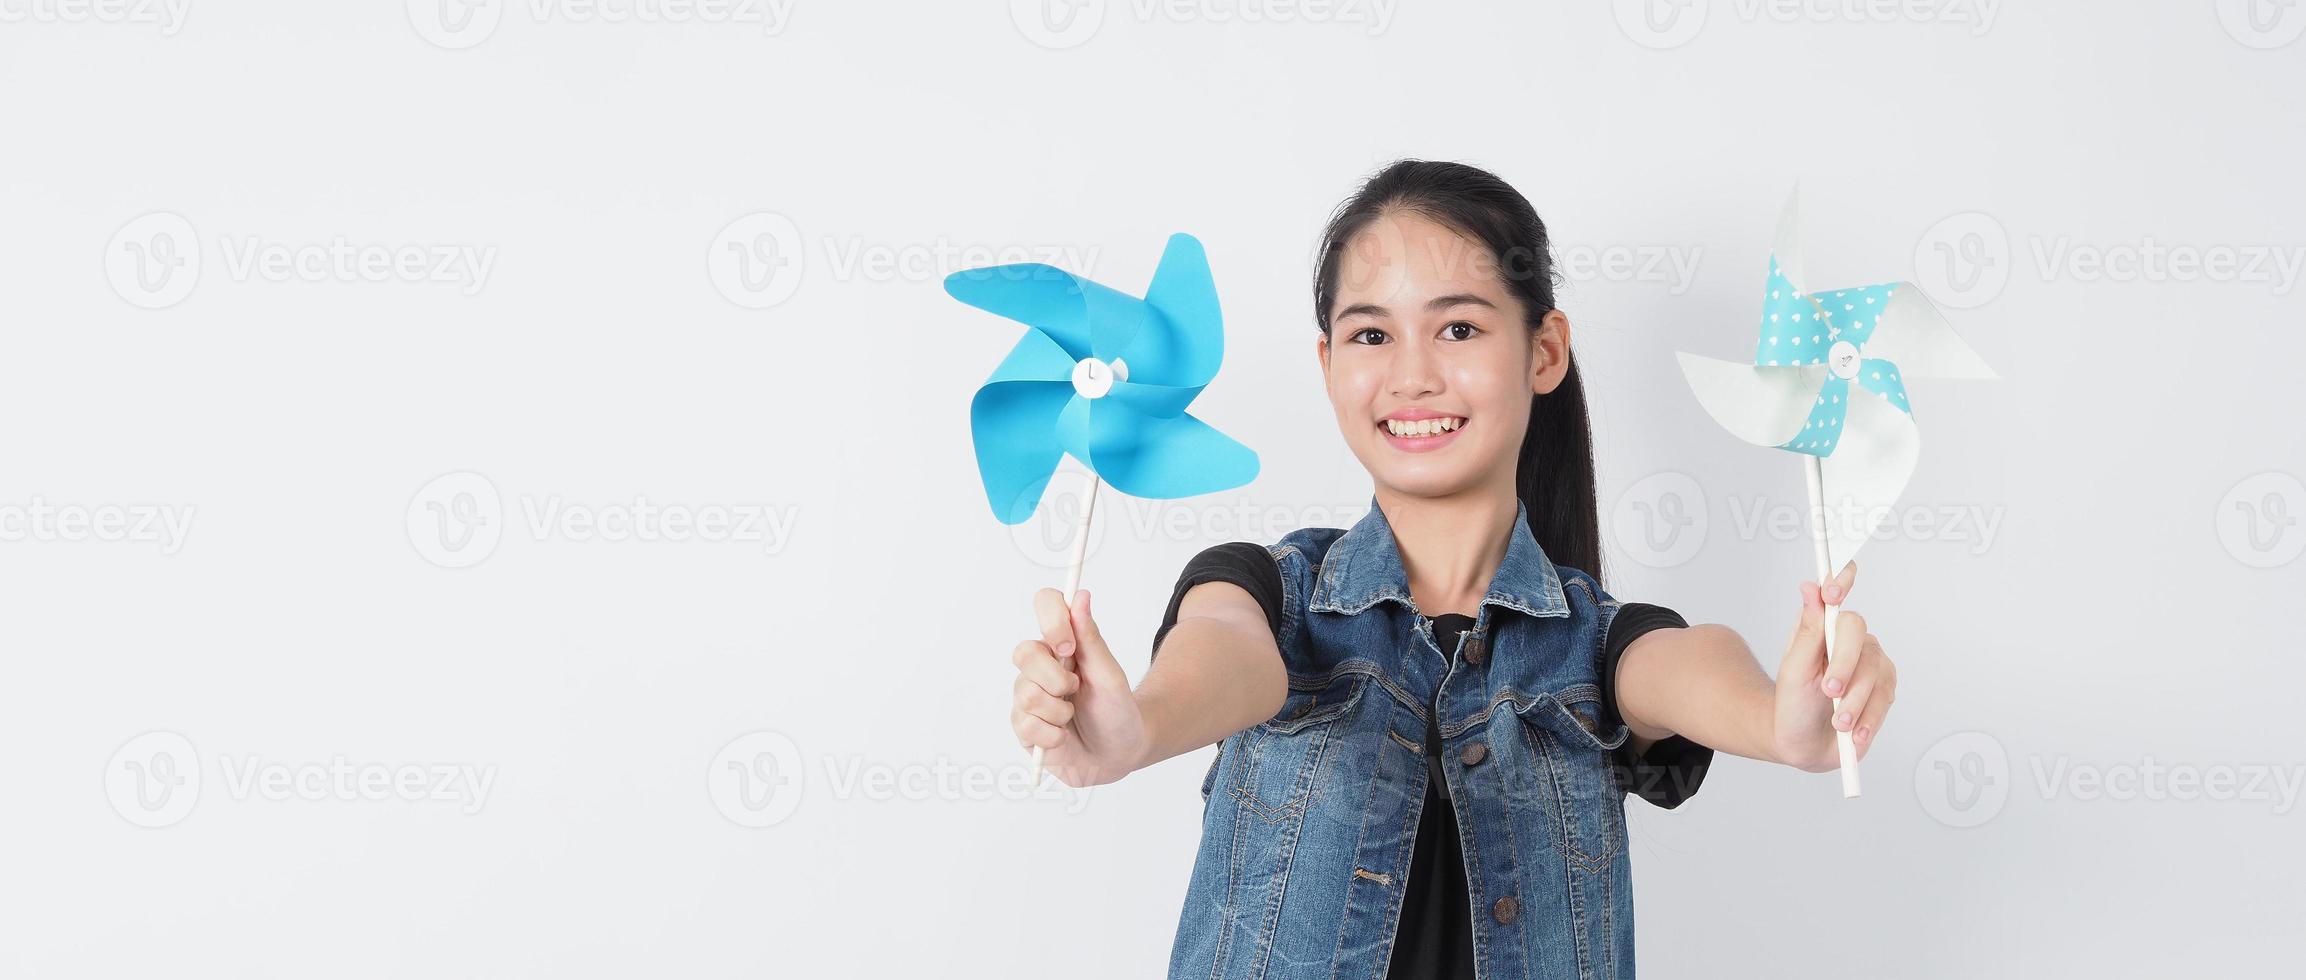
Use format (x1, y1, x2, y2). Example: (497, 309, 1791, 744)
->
(1167, 501, 1637, 980)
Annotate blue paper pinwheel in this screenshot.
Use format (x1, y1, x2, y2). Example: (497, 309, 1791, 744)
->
(948, 232, 1259, 781)
(948, 232, 1258, 526)
(1676, 192, 1995, 797)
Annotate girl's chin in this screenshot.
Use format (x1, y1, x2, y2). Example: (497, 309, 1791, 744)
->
(1365, 457, 1493, 501)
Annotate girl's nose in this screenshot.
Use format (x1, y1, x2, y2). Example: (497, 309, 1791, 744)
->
(1388, 339, 1442, 400)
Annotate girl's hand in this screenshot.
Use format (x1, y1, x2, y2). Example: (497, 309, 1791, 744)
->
(1009, 588, 1147, 787)
(1769, 563, 1899, 774)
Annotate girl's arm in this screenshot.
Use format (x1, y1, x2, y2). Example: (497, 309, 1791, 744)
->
(1613, 565, 1900, 774)
(1134, 582, 1290, 767)
(1010, 584, 1286, 787)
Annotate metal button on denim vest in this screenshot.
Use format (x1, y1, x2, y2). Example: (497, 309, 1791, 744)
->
(1168, 501, 1636, 980)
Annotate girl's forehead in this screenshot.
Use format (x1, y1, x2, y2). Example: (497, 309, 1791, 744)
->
(1335, 211, 1511, 312)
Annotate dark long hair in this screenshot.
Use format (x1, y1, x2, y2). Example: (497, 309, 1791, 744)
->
(1310, 160, 1604, 583)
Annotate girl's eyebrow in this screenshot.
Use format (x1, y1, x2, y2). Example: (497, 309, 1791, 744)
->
(1334, 293, 1499, 321)
(1427, 293, 1498, 312)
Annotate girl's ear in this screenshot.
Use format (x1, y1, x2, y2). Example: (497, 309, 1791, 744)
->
(1530, 309, 1573, 396)
(1315, 331, 1331, 378)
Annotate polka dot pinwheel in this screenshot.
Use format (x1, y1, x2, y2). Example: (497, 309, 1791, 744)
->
(1676, 192, 1996, 796)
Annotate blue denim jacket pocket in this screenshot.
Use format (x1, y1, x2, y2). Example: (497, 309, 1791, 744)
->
(1515, 688, 1631, 876)
(1227, 673, 1367, 824)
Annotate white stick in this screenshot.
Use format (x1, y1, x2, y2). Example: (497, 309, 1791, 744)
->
(1030, 472, 1100, 784)
(1805, 455, 1863, 798)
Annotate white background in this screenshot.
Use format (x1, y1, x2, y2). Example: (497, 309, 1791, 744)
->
(3, 1, 2302, 977)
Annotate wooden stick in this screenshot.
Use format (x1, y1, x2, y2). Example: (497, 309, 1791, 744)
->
(1805, 455, 1863, 798)
(1030, 471, 1100, 784)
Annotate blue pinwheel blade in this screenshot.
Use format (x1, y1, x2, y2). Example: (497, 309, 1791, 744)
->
(1051, 393, 1257, 498)
(1121, 233, 1224, 389)
(1852, 357, 1912, 415)
(1084, 407, 1258, 500)
(1779, 376, 1852, 457)
(1053, 391, 1093, 462)
(952, 232, 1257, 525)
(1811, 283, 1898, 349)
(983, 323, 1079, 385)
(944, 264, 1145, 362)
(971, 380, 1079, 524)
(1100, 378, 1200, 419)
(1755, 254, 1818, 363)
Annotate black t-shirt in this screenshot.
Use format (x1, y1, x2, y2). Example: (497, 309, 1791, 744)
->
(1153, 542, 1713, 980)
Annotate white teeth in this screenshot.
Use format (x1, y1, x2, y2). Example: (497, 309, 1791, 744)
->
(1384, 417, 1464, 437)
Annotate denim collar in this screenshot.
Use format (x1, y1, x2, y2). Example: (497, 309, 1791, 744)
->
(1308, 497, 1570, 620)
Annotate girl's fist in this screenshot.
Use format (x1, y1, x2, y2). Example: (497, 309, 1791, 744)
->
(1771, 563, 1900, 773)
(1009, 589, 1147, 787)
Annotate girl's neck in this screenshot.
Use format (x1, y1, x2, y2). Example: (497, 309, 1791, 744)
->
(1374, 482, 1518, 620)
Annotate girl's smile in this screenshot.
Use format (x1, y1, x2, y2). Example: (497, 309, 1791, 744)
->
(1379, 408, 1468, 452)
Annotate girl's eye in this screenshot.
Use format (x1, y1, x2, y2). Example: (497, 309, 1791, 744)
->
(1442, 321, 1480, 341)
(1348, 328, 1389, 345)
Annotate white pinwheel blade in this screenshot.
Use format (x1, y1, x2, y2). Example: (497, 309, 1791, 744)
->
(1862, 286, 1998, 380)
(1676, 352, 1831, 448)
(1816, 388, 1922, 574)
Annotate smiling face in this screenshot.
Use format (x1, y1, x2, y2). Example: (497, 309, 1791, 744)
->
(1319, 209, 1573, 502)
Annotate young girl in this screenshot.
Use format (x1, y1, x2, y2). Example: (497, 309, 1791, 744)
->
(1005, 160, 1897, 979)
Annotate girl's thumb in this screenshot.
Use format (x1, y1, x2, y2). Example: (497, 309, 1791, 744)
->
(1780, 581, 1828, 677)
(1070, 590, 1118, 667)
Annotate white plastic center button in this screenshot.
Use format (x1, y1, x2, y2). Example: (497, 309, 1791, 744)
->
(1827, 341, 1861, 381)
(1070, 357, 1128, 398)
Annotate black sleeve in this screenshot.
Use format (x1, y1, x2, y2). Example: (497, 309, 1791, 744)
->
(1151, 542, 1284, 659)
(1598, 603, 1715, 809)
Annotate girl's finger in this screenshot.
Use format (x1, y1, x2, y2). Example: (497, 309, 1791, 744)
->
(1033, 588, 1078, 660)
(1069, 590, 1112, 661)
(1851, 642, 1895, 748)
(1853, 688, 1893, 754)
(1779, 581, 1828, 680)
(1012, 643, 1078, 698)
(1012, 711, 1067, 750)
(1836, 663, 1878, 733)
(1819, 612, 1868, 698)
(1017, 684, 1076, 728)
(1821, 560, 1859, 606)
(1012, 672, 1076, 712)
(1010, 639, 1050, 668)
